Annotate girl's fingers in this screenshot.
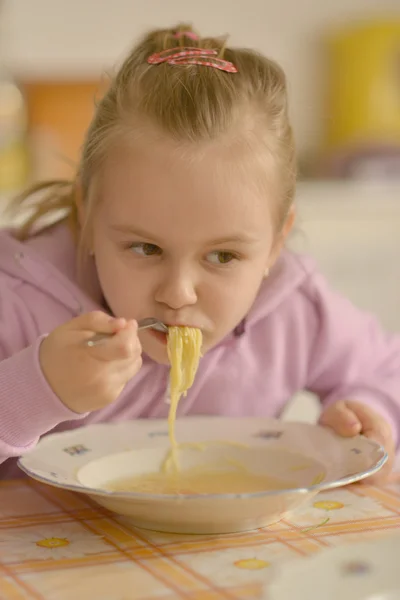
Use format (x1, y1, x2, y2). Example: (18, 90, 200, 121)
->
(319, 400, 362, 436)
(88, 321, 141, 363)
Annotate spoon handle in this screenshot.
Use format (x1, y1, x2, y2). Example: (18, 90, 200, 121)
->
(86, 318, 164, 347)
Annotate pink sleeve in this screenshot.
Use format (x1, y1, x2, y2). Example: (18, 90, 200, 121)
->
(0, 287, 85, 463)
(304, 272, 400, 446)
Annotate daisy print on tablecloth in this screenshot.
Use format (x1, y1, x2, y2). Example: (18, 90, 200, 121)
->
(0, 523, 109, 562)
(288, 489, 392, 530)
(178, 542, 293, 588)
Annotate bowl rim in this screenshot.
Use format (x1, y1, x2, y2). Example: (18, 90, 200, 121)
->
(18, 444, 388, 502)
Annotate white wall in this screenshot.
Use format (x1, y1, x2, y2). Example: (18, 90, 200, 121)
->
(3, 0, 400, 156)
(283, 181, 400, 423)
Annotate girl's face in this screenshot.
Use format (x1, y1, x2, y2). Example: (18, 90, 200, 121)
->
(89, 141, 293, 364)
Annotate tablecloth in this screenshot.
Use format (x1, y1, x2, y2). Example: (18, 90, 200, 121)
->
(1, 478, 400, 599)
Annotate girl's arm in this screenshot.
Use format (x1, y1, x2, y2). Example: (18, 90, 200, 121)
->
(304, 271, 400, 447)
(0, 285, 82, 464)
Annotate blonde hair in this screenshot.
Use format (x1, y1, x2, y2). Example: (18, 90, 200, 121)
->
(12, 23, 296, 241)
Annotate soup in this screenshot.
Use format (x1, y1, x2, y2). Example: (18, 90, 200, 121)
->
(106, 466, 294, 495)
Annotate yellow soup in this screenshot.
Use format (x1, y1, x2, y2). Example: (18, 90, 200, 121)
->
(107, 467, 293, 495)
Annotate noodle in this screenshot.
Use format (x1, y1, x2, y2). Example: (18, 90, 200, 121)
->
(165, 326, 202, 469)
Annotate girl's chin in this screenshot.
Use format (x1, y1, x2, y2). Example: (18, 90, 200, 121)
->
(144, 350, 170, 365)
(140, 334, 170, 365)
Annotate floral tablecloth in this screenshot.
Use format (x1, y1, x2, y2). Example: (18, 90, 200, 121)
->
(1, 477, 400, 599)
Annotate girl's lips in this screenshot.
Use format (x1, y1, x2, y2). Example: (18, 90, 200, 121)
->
(165, 323, 202, 329)
(146, 324, 204, 345)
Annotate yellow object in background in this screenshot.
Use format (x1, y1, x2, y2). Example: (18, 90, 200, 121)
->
(0, 74, 29, 192)
(323, 19, 400, 152)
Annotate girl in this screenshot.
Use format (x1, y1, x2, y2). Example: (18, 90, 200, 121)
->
(0, 24, 399, 482)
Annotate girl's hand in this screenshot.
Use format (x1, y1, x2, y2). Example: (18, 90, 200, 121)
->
(319, 400, 395, 484)
(39, 311, 142, 414)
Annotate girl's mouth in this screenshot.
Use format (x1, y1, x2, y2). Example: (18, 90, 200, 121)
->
(146, 323, 204, 345)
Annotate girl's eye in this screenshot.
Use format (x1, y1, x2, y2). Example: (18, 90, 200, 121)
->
(130, 243, 162, 257)
(207, 251, 237, 265)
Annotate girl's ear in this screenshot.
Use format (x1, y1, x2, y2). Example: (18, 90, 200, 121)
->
(281, 204, 296, 240)
(267, 204, 296, 269)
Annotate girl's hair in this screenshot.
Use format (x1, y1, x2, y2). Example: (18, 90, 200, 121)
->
(12, 23, 296, 241)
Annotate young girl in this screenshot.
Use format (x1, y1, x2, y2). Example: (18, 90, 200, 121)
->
(0, 24, 399, 482)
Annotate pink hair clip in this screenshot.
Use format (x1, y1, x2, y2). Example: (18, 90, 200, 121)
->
(169, 55, 238, 73)
(147, 46, 238, 73)
(148, 47, 217, 65)
(173, 31, 199, 41)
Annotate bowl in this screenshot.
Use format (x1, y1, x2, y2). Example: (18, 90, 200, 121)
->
(18, 417, 387, 534)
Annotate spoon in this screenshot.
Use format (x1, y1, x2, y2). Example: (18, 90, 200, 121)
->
(86, 317, 168, 347)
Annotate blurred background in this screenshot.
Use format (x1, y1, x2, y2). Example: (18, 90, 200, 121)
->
(0, 0, 399, 419)
(1, 0, 400, 186)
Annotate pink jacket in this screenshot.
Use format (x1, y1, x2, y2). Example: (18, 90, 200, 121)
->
(0, 224, 399, 479)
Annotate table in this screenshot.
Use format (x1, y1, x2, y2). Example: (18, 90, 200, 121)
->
(1, 477, 400, 599)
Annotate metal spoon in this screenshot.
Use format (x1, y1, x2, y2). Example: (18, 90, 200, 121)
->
(86, 317, 168, 347)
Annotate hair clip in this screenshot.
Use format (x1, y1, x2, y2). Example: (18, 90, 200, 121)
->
(147, 47, 217, 65)
(147, 47, 238, 73)
(169, 55, 238, 73)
